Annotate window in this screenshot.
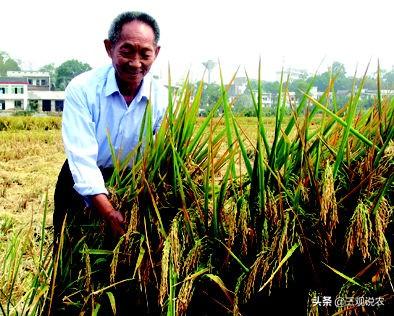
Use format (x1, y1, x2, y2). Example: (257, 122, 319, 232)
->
(42, 100, 51, 111)
(55, 100, 64, 111)
(0, 87, 6, 94)
(12, 86, 24, 94)
(14, 100, 22, 109)
(0, 100, 5, 110)
(41, 79, 47, 86)
(28, 79, 33, 85)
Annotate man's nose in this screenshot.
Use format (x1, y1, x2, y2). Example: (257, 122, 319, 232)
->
(128, 58, 141, 68)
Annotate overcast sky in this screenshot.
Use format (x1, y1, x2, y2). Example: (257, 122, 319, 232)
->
(1, 0, 393, 83)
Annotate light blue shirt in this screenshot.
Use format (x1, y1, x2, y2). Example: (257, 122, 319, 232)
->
(62, 64, 167, 197)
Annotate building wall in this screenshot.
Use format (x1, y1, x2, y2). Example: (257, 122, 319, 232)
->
(0, 83, 28, 110)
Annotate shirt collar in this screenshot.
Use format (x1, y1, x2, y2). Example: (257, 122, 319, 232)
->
(105, 65, 152, 103)
(104, 66, 118, 97)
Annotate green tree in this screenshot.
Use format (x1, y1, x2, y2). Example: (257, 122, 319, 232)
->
(382, 69, 394, 89)
(233, 92, 254, 116)
(309, 62, 352, 92)
(289, 79, 309, 100)
(55, 59, 91, 90)
(0, 51, 21, 76)
(197, 82, 221, 115)
(359, 76, 376, 91)
(262, 81, 280, 93)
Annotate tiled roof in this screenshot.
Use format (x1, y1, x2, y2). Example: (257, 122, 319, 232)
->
(0, 77, 29, 84)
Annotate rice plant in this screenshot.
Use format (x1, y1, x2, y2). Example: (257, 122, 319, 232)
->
(0, 193, 53, 316)
(48, 64, 393, 315)
(2, 63, 392, 315)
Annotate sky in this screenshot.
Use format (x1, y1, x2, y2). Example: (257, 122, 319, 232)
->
(1, 0, 393, 83)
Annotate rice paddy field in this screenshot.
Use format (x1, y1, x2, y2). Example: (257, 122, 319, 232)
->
(0, 72, 393, 315)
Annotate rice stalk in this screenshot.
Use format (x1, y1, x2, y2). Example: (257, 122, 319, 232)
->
(159, 238, 170, 306)
(345, 199, 372, 260)
(320, 161, 338, 240)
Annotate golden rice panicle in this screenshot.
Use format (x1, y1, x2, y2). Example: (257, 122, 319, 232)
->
(159, 238, 170, 306)
(126, 202, 140, 236)
(265, 189, 279, 225)
(110, 237, 123, 284)
(222, 201, 237, 258)
(243, 253, 270, 302)
(345, 199, 372, 260)
(374, 198, 392, 248)
(373, 197, 392, 274)
(170, 215, 182, 275)
(83, 244, 92, 292)
(183, 240, 202, 276)
(320, 161, 338, 237)
(237, 201, 249, 256)
(176, 279, 194, 316)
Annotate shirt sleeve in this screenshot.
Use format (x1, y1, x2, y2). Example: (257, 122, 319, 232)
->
(62, 82, 108, 197)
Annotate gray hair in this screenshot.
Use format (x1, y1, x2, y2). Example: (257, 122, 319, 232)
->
(108, 11, 160, 45)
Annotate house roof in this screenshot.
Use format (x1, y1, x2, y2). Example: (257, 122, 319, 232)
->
(0, 77, 29, 84)
(7, 71, 50, 77)
(28, 90, 65, 100)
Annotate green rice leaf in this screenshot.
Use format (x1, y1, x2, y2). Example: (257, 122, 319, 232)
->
(322, 262, 364, 288)
(106, 291, 117, 315)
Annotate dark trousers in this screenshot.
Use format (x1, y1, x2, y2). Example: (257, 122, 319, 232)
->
(49, 160, 115, 315)
(53, 160, 86, 240)
(49, 160, 159, 316)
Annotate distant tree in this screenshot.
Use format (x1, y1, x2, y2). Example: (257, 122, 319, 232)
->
(289, 79, 309, 100)
(55, 59, 91, 90)
(262, 81, 280, 93)
(332, 61, 346, 76)
(40, 63, 57, 90)
(382, 69, 394, 89)
(247, 79, 260, 91)
(197, 82, 221, 115)
(359, 76, 376, 91)
(233, 92, 254, 115)
(309, 62, 352, 92)
(0, 51, 21, 76)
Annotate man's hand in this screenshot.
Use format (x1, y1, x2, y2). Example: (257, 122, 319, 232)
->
(105, 208, 126, 237)
(91, 193, 125, 237)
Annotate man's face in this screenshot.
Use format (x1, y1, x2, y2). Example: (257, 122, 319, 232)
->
(105, 21, 160, 90)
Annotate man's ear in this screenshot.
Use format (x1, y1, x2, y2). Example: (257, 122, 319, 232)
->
(154, 45, 161, 58)
(104, 39, 113, 58)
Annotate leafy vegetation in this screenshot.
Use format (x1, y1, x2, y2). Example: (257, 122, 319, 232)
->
(52, 65, 393, 315)
(0, 51, 20, 76)
(0, 64, 393, 315)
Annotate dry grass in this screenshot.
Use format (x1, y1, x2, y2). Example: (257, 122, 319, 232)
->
(0, 130, 65, 227)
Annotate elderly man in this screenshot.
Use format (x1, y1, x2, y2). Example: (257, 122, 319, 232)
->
(50, 11, 167, 315)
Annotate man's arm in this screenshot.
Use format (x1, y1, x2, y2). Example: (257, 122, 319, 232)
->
(62, 80, 124, 237)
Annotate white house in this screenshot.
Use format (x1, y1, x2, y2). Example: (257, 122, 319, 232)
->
(0, 71, 65, 112)
(28, 90, 65, 112)
(0, 77, 29, 110)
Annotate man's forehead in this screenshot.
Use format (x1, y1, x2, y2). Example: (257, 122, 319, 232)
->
(119, 21, 155, 42)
